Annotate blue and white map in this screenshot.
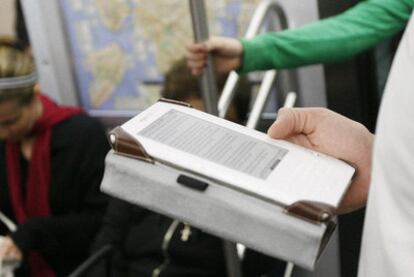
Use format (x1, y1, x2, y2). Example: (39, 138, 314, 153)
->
(61, 0, 260, 112)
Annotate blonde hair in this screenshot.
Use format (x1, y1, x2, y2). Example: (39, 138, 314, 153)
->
(0, 37, 35, 105)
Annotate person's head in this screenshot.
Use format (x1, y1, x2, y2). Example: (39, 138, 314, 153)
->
(162, 58, 251, 123)
(0, 38, 40, 141)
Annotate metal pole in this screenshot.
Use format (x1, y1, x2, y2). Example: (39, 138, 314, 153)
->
(222, 240, 243, 277)
(246, 70, 277, 129)
(218, 1, 290, 122)
(188, 0, 219, 115)
(189, 2, 241, 276)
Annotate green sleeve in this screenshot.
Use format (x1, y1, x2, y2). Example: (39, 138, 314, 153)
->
(239, 0, 414, 73)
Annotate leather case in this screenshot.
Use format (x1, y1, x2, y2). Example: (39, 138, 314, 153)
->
(101, 98, 337, 270)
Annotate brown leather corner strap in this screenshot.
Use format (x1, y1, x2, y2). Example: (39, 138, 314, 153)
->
(158, 98, 192, 108)
(285, 201, 336, 223)
(108, 126, 154, 163)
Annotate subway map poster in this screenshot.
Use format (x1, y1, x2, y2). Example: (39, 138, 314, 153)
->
(61, 0, 260, 112)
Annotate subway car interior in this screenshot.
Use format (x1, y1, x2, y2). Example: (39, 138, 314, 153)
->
(0, 0, 409, 277)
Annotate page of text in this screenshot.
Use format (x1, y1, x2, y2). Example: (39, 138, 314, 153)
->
(139, 109, 288, 180)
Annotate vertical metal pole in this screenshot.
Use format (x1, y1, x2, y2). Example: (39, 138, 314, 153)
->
(188, 0, 219, 115)
(189, 1, 241, 277)
(222, 240, 243, 277)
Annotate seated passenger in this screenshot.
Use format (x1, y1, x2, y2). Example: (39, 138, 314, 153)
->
(0, 38, 109, 276)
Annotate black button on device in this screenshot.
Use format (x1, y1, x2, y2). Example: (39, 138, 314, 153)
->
(177, 175, 209, 191)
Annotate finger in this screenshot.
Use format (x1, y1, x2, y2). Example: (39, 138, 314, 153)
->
(203, 37, 221, 52)
(267, 108, 319, 139)
(4, 249, 14, 259)
(187, 59, 206, 70)
(6, 249, 21, 261)
(191, 68, 203, 76)
(286, 134, 314, 149)
(14, 249, 22, 261)
(187, 37, 232, 55)
(2, 238, 22, 261)
(186, 43, 207, 53)
(267, 108, 302, 139)
(185, 51, 207, 62)
(0, 242, 9, 259)
(187, 61, 205, 76)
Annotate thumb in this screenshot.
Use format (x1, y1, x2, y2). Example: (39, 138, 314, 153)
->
(267, 108, 317, 139)
(267, 108, 296, 139)
(203, 37, 220, 52)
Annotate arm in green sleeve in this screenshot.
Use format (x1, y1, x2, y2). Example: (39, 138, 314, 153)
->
(239, 0, 414, 73)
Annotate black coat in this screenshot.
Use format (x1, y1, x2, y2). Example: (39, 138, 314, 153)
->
(0, 114, 109, 276)
(89, 199, 227, 277)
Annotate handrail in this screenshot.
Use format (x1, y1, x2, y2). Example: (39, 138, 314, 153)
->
(218, 0, 292, 129)
(189, 0, 219, 116)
